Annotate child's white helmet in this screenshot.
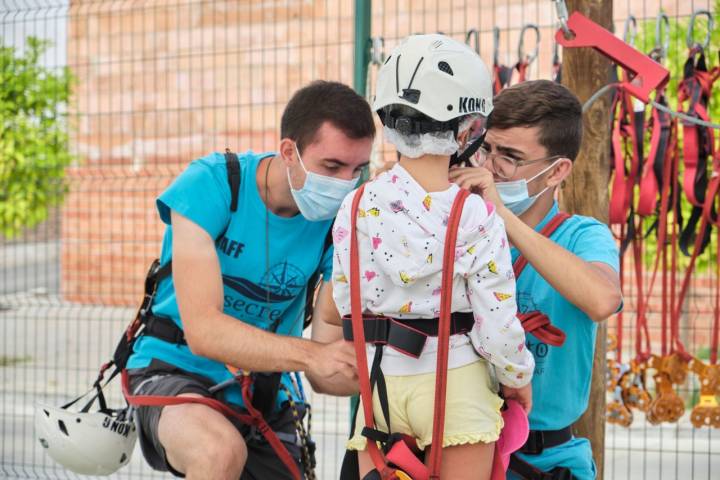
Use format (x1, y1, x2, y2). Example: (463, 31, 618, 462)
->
(373, 33, 494, 128)
(35, 403, 137, 475)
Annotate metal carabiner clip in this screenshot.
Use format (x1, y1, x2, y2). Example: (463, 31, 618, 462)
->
(687, 9, 714, 51)
(369, 36, 385, 66)
(650, 12, 670, 62)
(552, 0, 573, 39)
(493, 26, 501, 66)
(518, 23, 540, 65)
(465, 28, 480, 55)
(623, 15, 637, 46)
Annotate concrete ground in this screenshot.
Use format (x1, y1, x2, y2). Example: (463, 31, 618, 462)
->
(1, 292, 718, 479)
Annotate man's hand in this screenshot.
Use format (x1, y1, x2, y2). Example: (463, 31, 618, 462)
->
(307, 339, 358, 383)
(502, 383, 533, 415)
(448, 166, 503, 208)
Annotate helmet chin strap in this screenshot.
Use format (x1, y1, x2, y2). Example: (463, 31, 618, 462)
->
(450, 130, 486, 168)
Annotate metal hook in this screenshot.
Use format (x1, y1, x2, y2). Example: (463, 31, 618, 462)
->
(650, 13, 670, 62)
(552, 0, 573, 39)
(553, 41, 560, 65)
(623, 15, 637, 45)
(369, 36, 385, 66)
(687, 9, 714, 50)
(465, 28, 480, 54)
(493, 26, 500, 66)
(518, 23, 541, 64)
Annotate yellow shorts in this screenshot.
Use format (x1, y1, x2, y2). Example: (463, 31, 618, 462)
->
(347, 360, 504, 451)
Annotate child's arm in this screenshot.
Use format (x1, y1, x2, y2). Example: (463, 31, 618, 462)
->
(330, 197, 352, 321)
(466, 213, 535, 388)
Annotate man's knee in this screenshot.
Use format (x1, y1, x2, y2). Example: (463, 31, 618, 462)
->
(159, 400, 248, 478)
(194, 427, 248, 478)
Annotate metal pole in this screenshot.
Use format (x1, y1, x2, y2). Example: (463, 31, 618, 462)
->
(353, 0, 371, 96)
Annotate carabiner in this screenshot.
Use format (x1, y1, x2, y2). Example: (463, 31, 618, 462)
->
(370, 36, 385, 66)
(650, 12, 670, 62)
(687, 9, 714, 50)
(493, 26, 500, 66)
(623, 15, 637, 46)
(552, 0, 573, 39)
(518, 23, 540, 64)
(465, 28, 480, 54)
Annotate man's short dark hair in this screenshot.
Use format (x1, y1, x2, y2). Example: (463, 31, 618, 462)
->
(487, 80, 583, 161)
(281, 80, 375, 153)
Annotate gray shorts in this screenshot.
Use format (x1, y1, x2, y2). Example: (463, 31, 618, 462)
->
(128, 362, 305, 479)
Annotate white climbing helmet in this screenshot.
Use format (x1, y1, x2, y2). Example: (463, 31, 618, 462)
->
(35, 402, 137, 475)
(373, 33, 494, 124)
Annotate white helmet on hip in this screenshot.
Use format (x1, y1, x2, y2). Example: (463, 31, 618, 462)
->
(35, 402, 137, 475)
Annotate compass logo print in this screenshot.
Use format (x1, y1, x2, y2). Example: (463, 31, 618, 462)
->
(223, 261, 308, 324)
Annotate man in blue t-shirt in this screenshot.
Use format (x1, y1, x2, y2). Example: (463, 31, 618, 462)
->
(126, 81, 375, 479)
(450, 80, 623, 480)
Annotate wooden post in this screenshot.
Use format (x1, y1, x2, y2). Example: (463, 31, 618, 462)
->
(559, 1, 613, 479)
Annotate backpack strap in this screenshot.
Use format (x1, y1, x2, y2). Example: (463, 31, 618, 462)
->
(225, 149, 241, 213)
(303, 226, 334, 329)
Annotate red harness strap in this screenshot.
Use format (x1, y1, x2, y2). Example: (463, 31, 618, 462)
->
(493, 63, 514, 94)
(349, 185, 471, 479)
(427, 188, 470, 479)
(678, 47, 718, 256)
(512, 212, 571, 347)
(609, 75, 642, 228)
(515, 61, 530, 83)
(120, 369, 302, 479)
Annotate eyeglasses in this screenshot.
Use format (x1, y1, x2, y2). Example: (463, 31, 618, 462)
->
(471, 146, 563, 180)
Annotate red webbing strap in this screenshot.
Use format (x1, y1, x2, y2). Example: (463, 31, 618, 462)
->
(515, 61, 529, 83)
(493, 63, 513, 95)
(427, 188, 470, 480)
(670, 172, 719, 362)
(348, 184, 395, 479)
(609, 81, 641, 228)
(511, 212, 571, 347)
(120, 370, 301, 480)
(637, 89, 671, 217)
(641, 114, 678, 359)
(609, 88, 629, 225)
(512, 212, 572, 278)
(713, 237, 720, 365)
(679, 50, 716, 208)
(516, 312, 566, 347)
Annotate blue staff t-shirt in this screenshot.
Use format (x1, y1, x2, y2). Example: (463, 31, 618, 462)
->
(508, 202, 620, 480)
(127, 151, 334, 408)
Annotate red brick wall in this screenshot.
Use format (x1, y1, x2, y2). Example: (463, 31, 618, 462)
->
(62, 0, 699, 310)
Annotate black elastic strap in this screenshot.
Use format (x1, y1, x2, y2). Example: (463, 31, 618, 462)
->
(450, 130, 486, 168)
(304, 226, 334, 330)
(225, 149, 241, 212)
(509, 454, 576, 480)
(519, 426, 573, 455)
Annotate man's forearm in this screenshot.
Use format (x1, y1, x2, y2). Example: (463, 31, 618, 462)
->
(501, 209, 621, 321)
(186, 310, 320, 372)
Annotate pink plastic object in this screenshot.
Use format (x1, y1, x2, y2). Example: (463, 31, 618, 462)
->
(497, 400, 530, 470)
(556, 12, 670, 103)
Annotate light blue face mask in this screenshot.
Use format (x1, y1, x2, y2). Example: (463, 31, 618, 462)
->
(287, 144, 359, 221)
(496, 160, 560, 216)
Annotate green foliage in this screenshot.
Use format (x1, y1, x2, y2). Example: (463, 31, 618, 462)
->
(633, 7, 720, 273)
(0, 37, 74, 239)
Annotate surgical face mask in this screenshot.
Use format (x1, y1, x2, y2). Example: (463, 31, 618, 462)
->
(496, 160, 560, 216)
(287, 144, 359, 221)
